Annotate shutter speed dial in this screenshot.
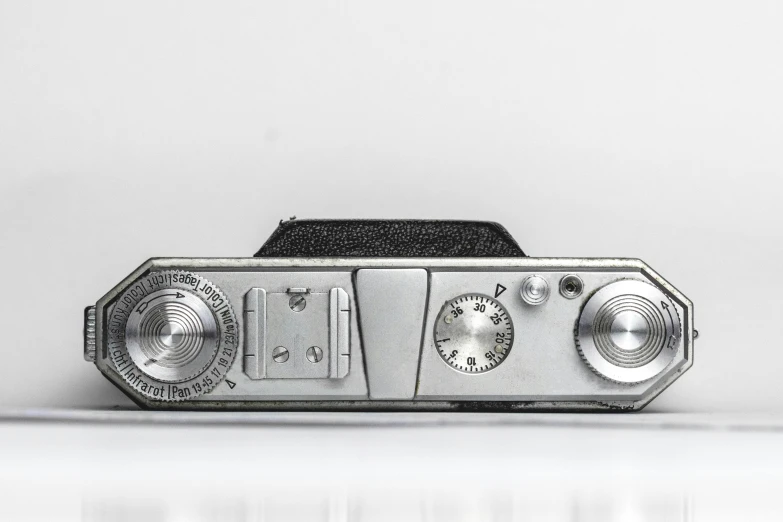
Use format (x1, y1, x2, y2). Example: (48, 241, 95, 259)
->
(435, 294, 514, 373)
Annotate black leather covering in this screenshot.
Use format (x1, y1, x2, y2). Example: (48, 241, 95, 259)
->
(254, 219, 526, 258)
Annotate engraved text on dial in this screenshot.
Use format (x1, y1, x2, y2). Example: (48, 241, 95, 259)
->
(434, 294, 514, 374)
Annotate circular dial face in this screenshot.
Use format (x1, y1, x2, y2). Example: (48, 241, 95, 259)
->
(576, 280, 681, 384)
(105, 270, 239, 402)
(434, 294, 514, 373)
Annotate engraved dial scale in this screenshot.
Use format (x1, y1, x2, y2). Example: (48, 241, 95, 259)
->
(104, 271, 239, 402)
(434, 294, 514, 373)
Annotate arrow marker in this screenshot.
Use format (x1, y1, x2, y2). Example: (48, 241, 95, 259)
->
(137, 292, 186, 314)
(661, 301, 675, 330)
(226, 379, 236, 389)
(495, 284, 507, 298)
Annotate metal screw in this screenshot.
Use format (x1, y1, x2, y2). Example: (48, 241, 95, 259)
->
(306, 346, 323, 363)
(272, 346, 289, 363)
(289, 295, 307, 312)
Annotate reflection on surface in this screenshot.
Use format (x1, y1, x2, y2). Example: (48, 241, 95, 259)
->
(80, 493, 693, 522)
(12, 485, 783, 521)
(1, 412, 782, 521)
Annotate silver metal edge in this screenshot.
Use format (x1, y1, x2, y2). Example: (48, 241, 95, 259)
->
(147, 257, 648, 270)
(633, 264, 695, 410)
(91, 257, 692, 412)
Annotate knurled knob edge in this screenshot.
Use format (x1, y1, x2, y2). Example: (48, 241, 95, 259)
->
(84, 306, 97, 362)
(574, 281, 682, 385)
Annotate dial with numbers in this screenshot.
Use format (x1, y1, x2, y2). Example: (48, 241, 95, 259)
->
(105, 270, 239, 402)
(434, 294, 514, 373)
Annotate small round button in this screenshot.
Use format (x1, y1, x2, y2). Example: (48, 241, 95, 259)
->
(559, 274, 584, 299)
(520, 275, 550, 305)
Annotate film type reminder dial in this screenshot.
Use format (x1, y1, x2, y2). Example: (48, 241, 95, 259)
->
(106, 271, 239, 401)
(435, 295, 514, 373)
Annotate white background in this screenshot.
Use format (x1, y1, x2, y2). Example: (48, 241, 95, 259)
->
(2, 0, 781, 412)
(2, 2, 783, 520)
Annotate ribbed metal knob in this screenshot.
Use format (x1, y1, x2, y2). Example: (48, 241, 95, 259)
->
(83, 306, 97, 362)
(105, 271, 238, 402)
(125, 290, 219, 382)
(576, 280, 681, 383)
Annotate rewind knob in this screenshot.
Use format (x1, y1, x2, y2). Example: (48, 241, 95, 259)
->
(575, 280, 681, 384)
(106, 271, 239, 401)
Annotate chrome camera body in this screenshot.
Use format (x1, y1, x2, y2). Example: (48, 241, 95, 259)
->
(84, 220, 694, 411)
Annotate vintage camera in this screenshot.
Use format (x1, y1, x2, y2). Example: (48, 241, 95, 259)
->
(84, 219, 694, 411)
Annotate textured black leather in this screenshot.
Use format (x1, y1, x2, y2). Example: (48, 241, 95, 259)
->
(254, 219, 526, 258)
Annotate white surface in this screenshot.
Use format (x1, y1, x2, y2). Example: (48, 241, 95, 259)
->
(2, 412, 783, 521)
(1, 0, 781, 412)
(1, 2, 782, 518)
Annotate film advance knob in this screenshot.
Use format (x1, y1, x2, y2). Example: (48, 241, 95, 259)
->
(106, 271, 239, 401)
(575, 280, 681, 384)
